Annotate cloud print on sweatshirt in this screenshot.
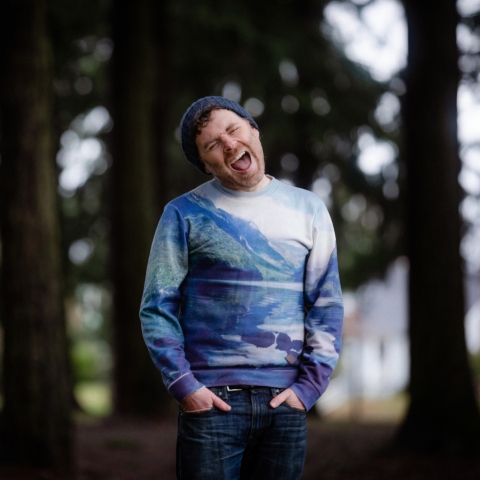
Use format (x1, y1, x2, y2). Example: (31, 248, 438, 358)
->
(140, 178, 343, 411)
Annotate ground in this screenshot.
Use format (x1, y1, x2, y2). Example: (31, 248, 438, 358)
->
(1, 417, 480, 479)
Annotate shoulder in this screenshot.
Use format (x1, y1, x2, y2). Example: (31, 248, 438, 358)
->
(270, 178, 326, 215)
(166, 180, 217, 212)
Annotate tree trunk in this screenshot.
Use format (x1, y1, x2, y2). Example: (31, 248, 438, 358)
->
(110, 0, 172, 415)
(397, 0, 480, 451)
(0, 0, 72, 470)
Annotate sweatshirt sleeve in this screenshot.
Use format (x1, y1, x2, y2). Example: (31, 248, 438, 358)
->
(139, 204, 204, 403)
(289, 202, 344, 410)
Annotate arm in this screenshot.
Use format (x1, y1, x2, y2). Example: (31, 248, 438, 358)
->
(288, 203, 344, 411)
(140, 204, 204, 403)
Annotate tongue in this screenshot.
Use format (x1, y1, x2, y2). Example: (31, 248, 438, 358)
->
(231, 153, 251, 172)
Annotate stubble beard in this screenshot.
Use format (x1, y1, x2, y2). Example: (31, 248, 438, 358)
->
(209, 134, 266, 191)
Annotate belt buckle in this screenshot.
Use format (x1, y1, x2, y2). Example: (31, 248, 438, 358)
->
(226, 386, 242, 392)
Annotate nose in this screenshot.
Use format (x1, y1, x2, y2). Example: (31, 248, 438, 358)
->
(220, 134, 236, 152)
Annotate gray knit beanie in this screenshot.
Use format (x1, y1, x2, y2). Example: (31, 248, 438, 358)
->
(180, 96, 259, 173)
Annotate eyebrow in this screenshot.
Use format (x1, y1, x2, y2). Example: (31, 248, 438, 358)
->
(200, 121, 240, 151)
(201, 137, 217, 151)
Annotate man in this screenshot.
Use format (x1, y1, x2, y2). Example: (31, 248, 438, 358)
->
(140, 96, 343, 480)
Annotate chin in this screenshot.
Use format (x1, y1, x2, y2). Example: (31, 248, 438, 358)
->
(231, 172, 265, 190)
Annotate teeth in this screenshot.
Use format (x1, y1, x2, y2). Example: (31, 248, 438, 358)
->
(234, 151, 246, 162)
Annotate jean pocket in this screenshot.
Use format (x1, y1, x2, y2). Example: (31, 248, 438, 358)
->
(281, 402, 307, 414)
(181, 406, 214, 416)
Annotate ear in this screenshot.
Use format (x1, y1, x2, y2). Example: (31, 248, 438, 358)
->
(252, 126, 260, 138)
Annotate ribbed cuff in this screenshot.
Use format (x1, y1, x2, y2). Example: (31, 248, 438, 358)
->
(168, 372, 205, 403)
(289, 378, 324, 411)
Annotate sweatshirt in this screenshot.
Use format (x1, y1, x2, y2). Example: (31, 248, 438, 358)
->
(139, 177, 343, 410)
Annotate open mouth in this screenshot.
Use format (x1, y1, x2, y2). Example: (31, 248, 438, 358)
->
(231, 151, 252, 172)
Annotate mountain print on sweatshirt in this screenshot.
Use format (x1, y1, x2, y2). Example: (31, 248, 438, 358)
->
(140, 177, 343, 410)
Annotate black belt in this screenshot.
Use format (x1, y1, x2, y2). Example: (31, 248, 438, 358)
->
(226, 385, 272, 392)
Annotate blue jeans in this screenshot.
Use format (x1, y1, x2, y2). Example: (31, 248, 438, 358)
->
(176, 386, 307, 480)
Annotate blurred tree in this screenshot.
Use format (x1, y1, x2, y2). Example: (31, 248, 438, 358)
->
(47, 0, 120, 420)
(110, 0, 172, 415)
(0, 0, 72, 471)
(396, 0, 480, 450)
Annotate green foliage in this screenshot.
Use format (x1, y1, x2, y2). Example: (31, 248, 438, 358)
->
(71, 340, 110, 382)
(74, 381, 112, 416)
(470, 351, 480, 385)
(68, 283, 112, 383)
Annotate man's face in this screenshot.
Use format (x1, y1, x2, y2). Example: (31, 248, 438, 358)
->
(195, 109, 269, 192)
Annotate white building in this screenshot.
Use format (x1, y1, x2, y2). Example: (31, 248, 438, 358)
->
(317, 257, 480, 415)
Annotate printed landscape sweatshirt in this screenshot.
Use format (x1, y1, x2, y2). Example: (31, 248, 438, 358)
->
(140, 177, 344, 410)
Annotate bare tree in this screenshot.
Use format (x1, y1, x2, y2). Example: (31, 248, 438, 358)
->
(397, 0, 480, 450)
(110, 0, 172, 415)
(0, 0, 72, 470)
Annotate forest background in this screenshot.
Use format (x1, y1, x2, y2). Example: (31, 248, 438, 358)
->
(1, 0, 480, 477)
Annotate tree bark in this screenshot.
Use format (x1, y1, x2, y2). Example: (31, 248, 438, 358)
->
(397, 0, 480, 451)
(0, 0, 72, 470)
(110, 0, 172, 415)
